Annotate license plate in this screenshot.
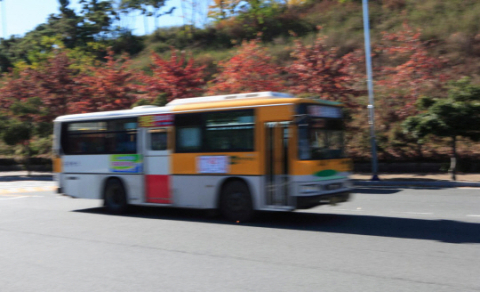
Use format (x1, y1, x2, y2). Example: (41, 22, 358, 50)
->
(326, 183, 341, 190)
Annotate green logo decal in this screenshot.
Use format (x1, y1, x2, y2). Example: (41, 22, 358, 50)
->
(313, 169, 346, 181)
(314, 169, 337, 177)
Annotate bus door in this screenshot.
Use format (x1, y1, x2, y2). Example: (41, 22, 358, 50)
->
(142, 127, 172, 204)
(265, 122, 292, 208)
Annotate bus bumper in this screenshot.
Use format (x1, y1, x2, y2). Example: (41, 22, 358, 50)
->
(295, 191, 350, 209)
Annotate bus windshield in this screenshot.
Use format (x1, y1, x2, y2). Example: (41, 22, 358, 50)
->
(298, 118, 344, 160)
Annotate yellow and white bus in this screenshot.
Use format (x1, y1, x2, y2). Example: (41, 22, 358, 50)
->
(53, 92, 352, 221)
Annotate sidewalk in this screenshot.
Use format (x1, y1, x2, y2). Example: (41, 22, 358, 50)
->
(1, 171, 479, 188)
(0, 171, 53, 182)
(352, 173, 480, 188)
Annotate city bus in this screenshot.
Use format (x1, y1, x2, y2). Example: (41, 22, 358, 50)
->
(53, 92, 352, 221)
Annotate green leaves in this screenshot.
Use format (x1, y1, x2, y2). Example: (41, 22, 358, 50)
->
(1, 120, 32, 146)
(416, 96, 435, 110)
(403, 77, 480, 141)
(9, 97, 44, 117)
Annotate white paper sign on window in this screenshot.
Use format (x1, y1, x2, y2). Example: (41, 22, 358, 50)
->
(197, 156, 229, 174)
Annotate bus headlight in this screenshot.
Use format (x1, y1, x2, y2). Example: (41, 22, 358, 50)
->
(300, 184, 322, 193)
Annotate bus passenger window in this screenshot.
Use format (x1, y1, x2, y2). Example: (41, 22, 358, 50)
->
(64, 118, 137, 155)
(150, 129, 167, 151)
(205, 110, 254, 152)
(177, 127, 202, 151)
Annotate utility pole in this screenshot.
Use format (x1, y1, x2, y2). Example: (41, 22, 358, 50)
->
(2, 0, 5, 39)
(362, 0, 379, 181)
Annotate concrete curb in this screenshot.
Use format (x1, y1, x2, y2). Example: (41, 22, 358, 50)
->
(0, 173, 479, 188)
(0, 176, 53, 182)
(353, 180, 480, 188)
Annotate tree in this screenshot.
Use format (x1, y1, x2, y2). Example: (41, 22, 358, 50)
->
(208, 0, 242, 20)
(207, 38, 285, 94)
(403, 77, 480, 180)
(237, 0, 283, 37)
(29, 51, 81, 120)
(76, 49, 140, 112)
(286, 35, 363, 108)
(371, 23, 448, 158)
(145, 0, 175, 31)
(376, 23, 447, 120)
(1, 50, 90, 119)
(80, 0, 118, 39)
(180, 0, 208, 28)
(0, 68, 38, 112)
(140, 49, 206, 103)
(52, 0, 83, 48)
(0, 0, 119, 73)
(209, 0, 285, 40)
(0, 51, 79, 173)
(121, 0, 174, 32)
(0, 97, 51, 176)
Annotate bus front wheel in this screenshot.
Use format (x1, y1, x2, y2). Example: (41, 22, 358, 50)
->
(220, 181, 254, 222)
(104, 179, 128, 214)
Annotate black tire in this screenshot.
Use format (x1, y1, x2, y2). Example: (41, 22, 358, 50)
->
(104, 179, 128, 214)
(220, 180, 254, 222)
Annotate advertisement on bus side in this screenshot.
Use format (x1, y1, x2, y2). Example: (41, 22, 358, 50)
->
(110, 154, 143, 173)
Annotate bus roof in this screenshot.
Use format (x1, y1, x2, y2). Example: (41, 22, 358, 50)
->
(54, 92, 342, 122)
(166, 91, 294, 106)
(54, 105, 172, 122)
(170, 94, 342, 112)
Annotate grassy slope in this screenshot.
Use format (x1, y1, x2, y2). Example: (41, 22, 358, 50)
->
(132, 0, 480, 81)
(128, 0, 480, 163)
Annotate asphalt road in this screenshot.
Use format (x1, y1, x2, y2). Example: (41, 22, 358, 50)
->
(0, 183, 479, 292)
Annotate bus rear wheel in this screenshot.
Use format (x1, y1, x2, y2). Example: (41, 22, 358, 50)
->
(220, 181, 254, 222)
(104, 179, 128, 214)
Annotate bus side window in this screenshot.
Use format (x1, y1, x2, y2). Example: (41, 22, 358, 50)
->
(149, 129, 168, 151)
(175, 113, 203, 153)
(177, 126, 202, 152)
(64, 118, 137, 155)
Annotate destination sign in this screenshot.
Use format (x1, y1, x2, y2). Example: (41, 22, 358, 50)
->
(307, 105, 342, 118)
(139, 114, 174, 127)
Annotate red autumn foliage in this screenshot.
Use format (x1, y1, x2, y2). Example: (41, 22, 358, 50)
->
(207, 39, 286, 95)
(0, 69, 38, 120)
(375, 23, 448, 120)
(76, 50, 140, 113)
(0, 52, 81, 122)
(140, 49, 206, 102)
(286, 36, 364, 108)
(31, 52, 82, 120)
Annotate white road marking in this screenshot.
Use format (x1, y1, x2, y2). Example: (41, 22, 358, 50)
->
(331, 208, 364, 212)
(0, 196, 29, 200)
(391, 211, 433, 215)
(0, 186, 56, 194)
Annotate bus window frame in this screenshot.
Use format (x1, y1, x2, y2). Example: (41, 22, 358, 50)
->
(147, 128, 169, 151)
(174, 109, 256, 153)
(61, 117, 139, 155)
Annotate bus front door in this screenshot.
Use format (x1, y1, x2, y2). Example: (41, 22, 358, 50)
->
(142, 127, 172, 204)
(265, 122, 292, 208)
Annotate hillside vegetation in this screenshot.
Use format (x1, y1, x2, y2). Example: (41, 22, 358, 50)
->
(1, 0, 480, 170)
